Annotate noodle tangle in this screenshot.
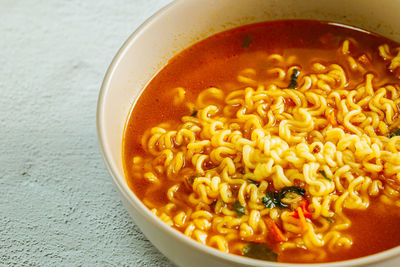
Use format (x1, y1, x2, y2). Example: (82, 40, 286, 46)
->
(128, 37, 400, 261)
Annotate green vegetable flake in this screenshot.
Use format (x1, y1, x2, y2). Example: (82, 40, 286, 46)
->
(262, 187, 306, 209)
(388, 128, 400, 138)
(262, 192, 277, 209)
(280, 186, 305, 197)
(323, 216, 334, 223)
(233, 200, 246, 217)
(288, 68, 300, 89)
(248, 179, 260, 186)
(241, 34, 253, 49)
(319, 170, 332, 181)
(242, 242, 278, 262)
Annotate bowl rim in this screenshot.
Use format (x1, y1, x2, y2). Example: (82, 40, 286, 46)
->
(96, 0, 400, 266)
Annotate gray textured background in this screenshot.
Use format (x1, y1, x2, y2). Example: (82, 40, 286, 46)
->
(0, 0, 175, 266)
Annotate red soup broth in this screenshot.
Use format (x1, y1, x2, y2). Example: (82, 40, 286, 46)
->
(123, 20, 400, 263)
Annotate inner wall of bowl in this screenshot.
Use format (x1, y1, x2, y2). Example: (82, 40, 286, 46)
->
(102, 0, 400, 181)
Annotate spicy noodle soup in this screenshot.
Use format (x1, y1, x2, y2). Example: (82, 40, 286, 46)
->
(123, 20, 400, 263)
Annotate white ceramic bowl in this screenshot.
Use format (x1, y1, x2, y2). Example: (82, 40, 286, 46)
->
(97, 0, 400, 266)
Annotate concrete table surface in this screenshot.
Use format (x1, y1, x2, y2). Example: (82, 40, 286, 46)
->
(0, 0, 175, 266)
